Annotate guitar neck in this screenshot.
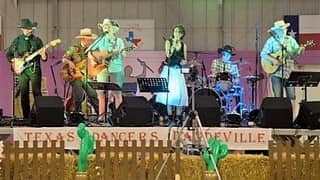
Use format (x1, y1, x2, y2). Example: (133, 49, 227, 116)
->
(25, 44, 50, 62)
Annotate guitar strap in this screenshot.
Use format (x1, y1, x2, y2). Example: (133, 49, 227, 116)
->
(23, 35, 39, 73)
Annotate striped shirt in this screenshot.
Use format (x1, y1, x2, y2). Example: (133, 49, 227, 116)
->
(211, 59, 240, 78)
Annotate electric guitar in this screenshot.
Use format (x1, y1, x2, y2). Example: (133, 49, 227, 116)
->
(11, 39, 61, 75)
(88, 45, 135, 78)
(261, 40, 315, 74)
(60, 60, 87, 82)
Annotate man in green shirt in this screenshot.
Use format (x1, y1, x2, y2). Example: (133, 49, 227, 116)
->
(62, 28, 99, 115)
(6, 18, 47, 119)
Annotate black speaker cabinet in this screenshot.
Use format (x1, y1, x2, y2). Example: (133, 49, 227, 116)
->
(194, 94, 221, 127)
(295, 101, 320, 129)
(257, 97, 293, 128)
(31, 96, 64, 127)
(114, 96, 153, 127)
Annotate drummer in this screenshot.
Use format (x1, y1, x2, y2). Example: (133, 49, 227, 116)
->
(210, 44, 240, 92)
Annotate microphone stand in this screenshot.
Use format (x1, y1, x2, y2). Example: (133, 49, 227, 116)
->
(254, 24, 259, 109)
(50, 64, 59, 97)
(272, 35, 287, 98)
(50, 60, 62, 97)
(137, 58, 154, 73)
(85, 32, 106, 53)
(201, 60, 209, 87)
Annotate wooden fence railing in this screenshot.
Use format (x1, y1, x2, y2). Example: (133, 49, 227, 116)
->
(269, 139, 320, 180)
(2, 140, 65, 180)
(95, 140, 181, 180)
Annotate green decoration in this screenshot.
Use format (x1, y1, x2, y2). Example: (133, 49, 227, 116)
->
(202, 137, 228, 172)
(77, 123, 94, 172)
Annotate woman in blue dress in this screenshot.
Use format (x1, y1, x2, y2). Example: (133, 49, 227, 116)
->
(156, 24, 188, 125)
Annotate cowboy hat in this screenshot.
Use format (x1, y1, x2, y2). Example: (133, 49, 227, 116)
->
(98, 18, 119, 33)
(16, 18, 37, 29)
(273, 20, 290, 28)
(218, 45, 236, 56)
(75, 28, 97, 39)
(268, 20, 290, 33)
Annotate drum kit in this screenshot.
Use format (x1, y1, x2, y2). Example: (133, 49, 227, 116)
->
(183, 59, 262, 126)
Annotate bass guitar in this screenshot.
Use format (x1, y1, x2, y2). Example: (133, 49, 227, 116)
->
(261, 40, 315, 74)
(88, 46, 135, 78)
(11, 39, 61, 75)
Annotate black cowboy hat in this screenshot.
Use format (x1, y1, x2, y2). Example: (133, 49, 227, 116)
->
(218, 45, 236, 56)
(16, 18, 37, 29)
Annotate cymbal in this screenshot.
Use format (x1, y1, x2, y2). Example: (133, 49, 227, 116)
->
(245, 75, 264, 81)
(231, 61, 249, 65)
(186, 60, 202, 66)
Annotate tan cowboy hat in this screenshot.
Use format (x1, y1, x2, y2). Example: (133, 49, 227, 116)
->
(98, 18, 119, 33)
(268, 20, 290, 33)
(75, 28, 97, 39)
(273, 20, 290, 28)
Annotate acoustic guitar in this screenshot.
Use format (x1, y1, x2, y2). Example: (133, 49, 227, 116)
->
(88, 46, 135, 78)
(60, 60, 87, 82)
(11, 39, 61, 75)
(261, 40, 315, 74)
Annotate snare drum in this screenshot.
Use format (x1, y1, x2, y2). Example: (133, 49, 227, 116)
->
(215, 72, 232, 92)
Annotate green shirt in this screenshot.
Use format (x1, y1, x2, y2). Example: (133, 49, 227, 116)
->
(64, 43, 87, 63)
(90, 36, 124, 73)
(6, 34, 44, 68)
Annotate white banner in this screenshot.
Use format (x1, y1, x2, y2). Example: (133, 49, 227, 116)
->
(117, 19, 155, 50)
(13, 127, 272, 150)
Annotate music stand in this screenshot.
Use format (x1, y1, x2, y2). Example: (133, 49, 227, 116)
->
(137, 77, 169, 93)
(88, 82, 121, 125)
(137, 78, 169, 126)
(286, 71, 320, 101)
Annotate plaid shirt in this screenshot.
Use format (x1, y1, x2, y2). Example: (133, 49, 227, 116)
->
(211, 59, 240, 78)
(261, 35, 301, 79)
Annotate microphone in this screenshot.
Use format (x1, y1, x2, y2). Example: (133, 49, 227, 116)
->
(52, 60, 62, 66)
(137, 58, 144, 63)
(269, 30, 276, 38)
(162, 36, 167, 41)
(102, 31, 107, 35)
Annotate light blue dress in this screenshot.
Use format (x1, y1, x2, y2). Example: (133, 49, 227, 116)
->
(156, 41, 188, 106)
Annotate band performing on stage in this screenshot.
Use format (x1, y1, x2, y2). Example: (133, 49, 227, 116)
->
(4, 18, 315, 128)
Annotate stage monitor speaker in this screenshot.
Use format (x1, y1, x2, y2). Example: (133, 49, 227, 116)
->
(194, 95, 221, 127)
(31, 96, 64, 127)
(257, 97, 293, 128)
(295, 101, 320, 129)
(114, 96, 153, 127)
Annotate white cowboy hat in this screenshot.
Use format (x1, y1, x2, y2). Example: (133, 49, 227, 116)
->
(273, 20, 290, 28)
(268, 20, 290, 33)
(75, 28, 97, 39)
(98, 18, 119, 33)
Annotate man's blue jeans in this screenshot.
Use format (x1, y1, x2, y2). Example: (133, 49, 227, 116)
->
(271, 76, 295, 100)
